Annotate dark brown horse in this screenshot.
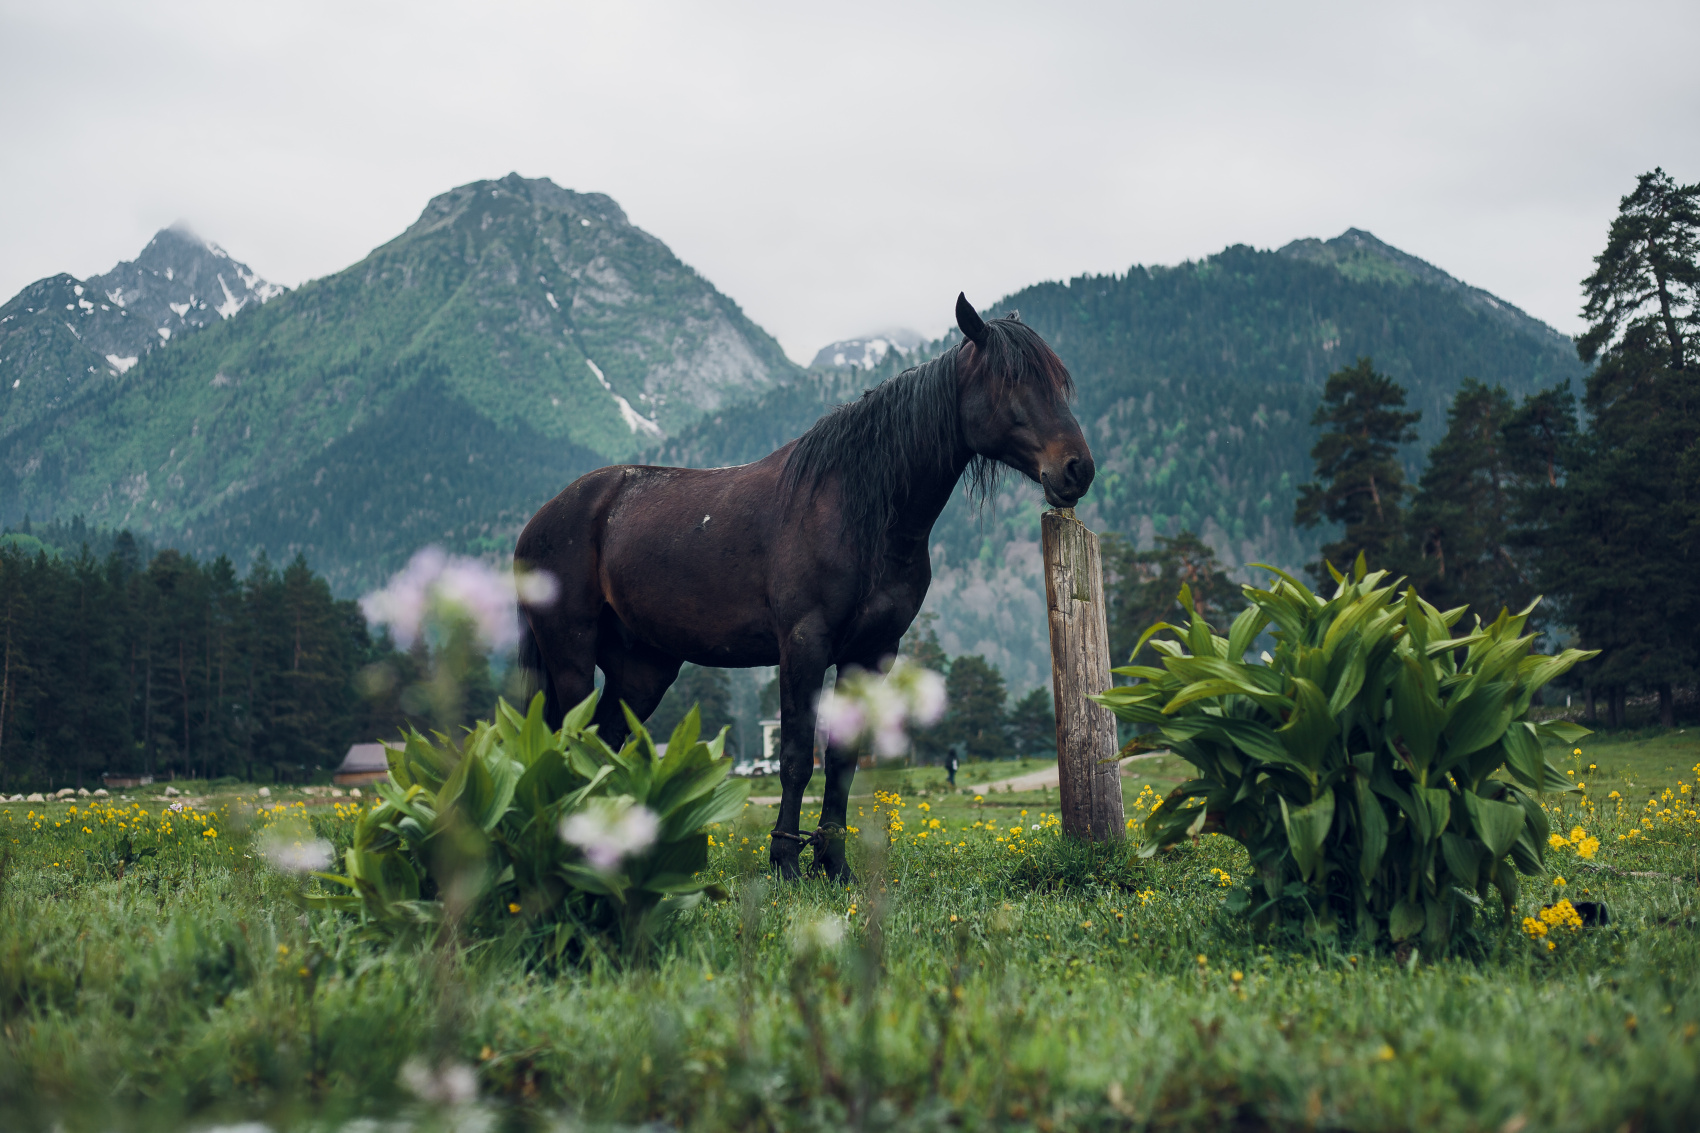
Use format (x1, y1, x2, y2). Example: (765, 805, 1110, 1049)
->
(515, 294, 1093, 879)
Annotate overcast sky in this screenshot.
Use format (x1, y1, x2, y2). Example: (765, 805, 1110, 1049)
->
(3, 0, 1696, 363)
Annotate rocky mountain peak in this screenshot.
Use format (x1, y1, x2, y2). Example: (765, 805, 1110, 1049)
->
(809, 329, 926, 371)
(1, 227, 282, 441)
(89, 223, 284, 339)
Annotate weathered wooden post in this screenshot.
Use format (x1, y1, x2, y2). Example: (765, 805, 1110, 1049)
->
(1042, 508, 1125, 841)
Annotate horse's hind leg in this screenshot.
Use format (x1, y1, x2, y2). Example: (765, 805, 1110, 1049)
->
(593, 613, 683, 749)
(522, 590, 601, 731)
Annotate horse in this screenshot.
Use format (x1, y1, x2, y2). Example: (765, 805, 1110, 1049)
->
(514, 293, 1094, 879)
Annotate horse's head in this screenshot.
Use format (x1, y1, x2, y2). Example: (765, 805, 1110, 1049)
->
(954, 292, 1095, 508)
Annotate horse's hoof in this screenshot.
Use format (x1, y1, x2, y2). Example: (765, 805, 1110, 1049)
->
(770, 853, 803, 881)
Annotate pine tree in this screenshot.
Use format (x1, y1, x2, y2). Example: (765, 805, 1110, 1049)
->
(899, 611, 951, 761)
(1402, 380, 1535, 618)
(942, 654, 1011, 762)
(1101, 530, 1241, 665)
(1007, 687, 1056, 758)
(1539, 169, 1700, 726)
(1577, 168, 1700, 374)
(1294, 357, 1421, 581)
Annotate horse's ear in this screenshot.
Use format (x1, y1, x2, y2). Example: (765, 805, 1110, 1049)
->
(1005, 310, 1020, 322)
(955, 292, 988, 347)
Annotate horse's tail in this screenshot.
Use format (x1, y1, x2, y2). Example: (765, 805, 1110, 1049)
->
(515, 608, 557, 723)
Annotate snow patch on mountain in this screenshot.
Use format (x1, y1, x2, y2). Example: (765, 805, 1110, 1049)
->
(809, 329, 925, 371)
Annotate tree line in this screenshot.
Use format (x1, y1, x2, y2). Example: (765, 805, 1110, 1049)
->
(0, 527, 446, 791)
(1290, 169, 1699, 726)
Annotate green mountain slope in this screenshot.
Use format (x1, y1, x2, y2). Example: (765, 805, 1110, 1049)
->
(1, 174, 799, 588)
(661, 230, 1585, 689)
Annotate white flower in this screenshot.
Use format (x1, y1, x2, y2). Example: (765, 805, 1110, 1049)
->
(261, 834, 334, 873)
(816, 656, 947, 756)
(360, 546, 557, 652)
(816, 691, 866, 748)
(792, 914, 847, 954)
(906, 665, 948, 726)
(560, 797, 660, 872)
(399, 1057, 478, 1105)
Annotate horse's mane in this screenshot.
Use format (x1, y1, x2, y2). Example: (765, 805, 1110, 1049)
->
(781, 315, 1075, 570)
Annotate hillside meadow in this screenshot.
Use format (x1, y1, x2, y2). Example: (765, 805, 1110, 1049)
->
(1, 730, 1697, 1132)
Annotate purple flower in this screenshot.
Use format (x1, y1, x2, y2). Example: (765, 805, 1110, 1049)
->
(560, 798, 660, 872)
(815, 692, 867, 748)
(815, 657, 947, 756)
(360, 547, 557, 651)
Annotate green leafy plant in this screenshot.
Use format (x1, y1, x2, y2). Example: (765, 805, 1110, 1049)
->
(1092, 557, 1597, 950)
(315, 691, 746, 959)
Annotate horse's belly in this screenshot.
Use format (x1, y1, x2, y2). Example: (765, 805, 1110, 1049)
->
(600, 510, 781, 667)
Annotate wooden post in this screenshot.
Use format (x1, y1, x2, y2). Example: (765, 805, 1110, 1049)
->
(1042, 508, 1125, 841)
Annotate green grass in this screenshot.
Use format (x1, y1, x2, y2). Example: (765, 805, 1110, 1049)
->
(2, 732, 1698, 1131)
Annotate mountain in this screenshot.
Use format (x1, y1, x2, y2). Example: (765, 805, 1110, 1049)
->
(0, 174, 800, 591)
(662, 230, 1586, 690)
(809, 328, 924, 370)
(0, 224, 283, 441)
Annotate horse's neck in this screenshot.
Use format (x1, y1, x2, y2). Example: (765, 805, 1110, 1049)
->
(883, 437, 971, 562)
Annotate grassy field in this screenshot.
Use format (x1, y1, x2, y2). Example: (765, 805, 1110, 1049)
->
(1, 730, 1697, 1132)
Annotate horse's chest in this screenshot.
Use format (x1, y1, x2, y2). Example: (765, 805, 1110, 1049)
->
(840, 571, 929, 654)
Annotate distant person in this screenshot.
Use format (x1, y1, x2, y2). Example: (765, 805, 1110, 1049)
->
(946, 743, 963, 788)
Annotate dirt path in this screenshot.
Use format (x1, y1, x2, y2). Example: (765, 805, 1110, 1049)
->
(747, 752, 1168, 806)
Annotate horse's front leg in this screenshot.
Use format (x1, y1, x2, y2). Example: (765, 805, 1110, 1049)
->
(771, 630, 829, 880)
(813, 660, 879, 883)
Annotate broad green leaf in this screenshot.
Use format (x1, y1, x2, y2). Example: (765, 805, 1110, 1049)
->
(1505, 785, 1549, 845)
(561, 688, 600, 735)
(1540, 759, 1581, 794)
(1490, 858, 1519, 916)
(1354, 775, 1388, 882)
(1410, 786, 1451, 844)
(1088, 691, 1168, 725)
(1280, 791, 1335, 882)
(1163, 679, 1290, 715)
(659, 707, 703, 785)
(1535, 720, 1593, 744)
(1226, 604, 1269, 662)
(1107, 665, 1169, 681)
(1276, 678, 1336, 771)
(1508, 827, 1545, 875)
(1389, 898, 1424, 942)
(1461, 791, 1526, 859)
(1500, 723, 1544, 789)
(1190, 717, 1294, 771)
(479, 755, 523, 832)
(635, 832, 709, 891)
(1517, 649, 1601, 701)
(1440, 832, 1482, 887)
(1441, 681, 1513, 764)
(1128, 620, 1185, 664)
(1389, 654, 1444, 773)
(663, 779, 749, 841)
(1326, 639, 1367, 717)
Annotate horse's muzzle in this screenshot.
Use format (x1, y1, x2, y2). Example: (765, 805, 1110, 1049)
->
(1041, 453, 1094, 508)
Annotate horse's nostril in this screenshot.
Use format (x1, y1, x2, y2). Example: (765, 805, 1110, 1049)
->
(1064, 456, 1084, 487)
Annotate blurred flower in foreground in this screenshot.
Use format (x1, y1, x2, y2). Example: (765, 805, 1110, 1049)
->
(261, 832, 334, 873)
(399, 1057, 478, 1105)
(360, 546, 558, 651)
(560, 797, 659, 872)
(792, 914, 847, 955)
(817, 656, 946, 757)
